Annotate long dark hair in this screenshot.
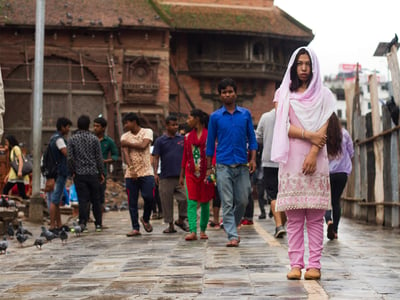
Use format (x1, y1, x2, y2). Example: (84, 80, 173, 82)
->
(289, 48, 313, 92)
(326, 113, 342, 158)
(5, 135, 19, 148)
(190, 109, 209, 129)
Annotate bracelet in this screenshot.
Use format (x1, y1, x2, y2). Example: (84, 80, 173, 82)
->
(301, 129, 305, 139)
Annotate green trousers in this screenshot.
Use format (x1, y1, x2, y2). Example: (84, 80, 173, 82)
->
(187, 199, 209, 233)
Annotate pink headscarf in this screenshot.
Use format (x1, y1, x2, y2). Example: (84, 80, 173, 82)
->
(271, 47, 336, 164)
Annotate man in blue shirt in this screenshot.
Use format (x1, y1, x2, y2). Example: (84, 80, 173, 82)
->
(206, 78, 257, 247)
(152, 115, 188, 233)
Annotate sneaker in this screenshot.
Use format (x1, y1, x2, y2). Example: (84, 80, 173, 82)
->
(95, 225, 102, 232)
(240, 219, 254, 225)
(80, 224, 88, 233)
(274, 226, 286, 238)
(258, 212, 266, 219)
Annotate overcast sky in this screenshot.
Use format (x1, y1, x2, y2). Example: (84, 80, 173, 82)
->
(274, 0, 399, 80)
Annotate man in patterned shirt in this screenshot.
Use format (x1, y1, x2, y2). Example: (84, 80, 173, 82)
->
(67, 115, 104, 232)
(121, 112, 154, 236)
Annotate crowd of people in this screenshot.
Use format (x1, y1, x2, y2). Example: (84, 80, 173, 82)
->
(1, 47, 354, 281)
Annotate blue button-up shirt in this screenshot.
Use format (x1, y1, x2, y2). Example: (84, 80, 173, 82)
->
(206, 105, 257, 165)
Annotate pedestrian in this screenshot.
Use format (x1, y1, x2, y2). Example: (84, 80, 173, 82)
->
(121, 112, 154, 236)
(325, 112, 354, 240)
(2, 135, 29, 199)
(93, 116, 119, 213)
(207, 153, 221, 230)
(150, 143, 163, 220)
(46, 117, 72, 233)
(256, 109, 287, 238)
(152, 115, 188, 234)
(241, 173, 255, 226)
(179, 109, 214, 241)
(271, 47, 336, 280)
(254, 143, 268, 220)
(67, 115, 104, 232)
(206, 78, 258, 247)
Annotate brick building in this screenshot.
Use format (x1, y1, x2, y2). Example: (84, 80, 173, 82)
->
(0, 0, 313, 149)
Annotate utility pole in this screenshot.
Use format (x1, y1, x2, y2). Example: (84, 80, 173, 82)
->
(29, 0, 46, 222)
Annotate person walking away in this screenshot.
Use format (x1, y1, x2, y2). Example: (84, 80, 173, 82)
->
(93, 116, 119, 216)
(46, 117, 72, 233)
(67, 115, 104, 232)
(179, 109, 214, 240)
(256, 109, 287, 238)
(325, 112, 354, 240)
(121, 112, 154, 236)
(150, 143, 163, 220)
(254, 143, 268, 220)
(152, 115, 188, 234)
(2, 135, 30, 199)
(206, 78, 258, 247)
(271, 47, 335, 280)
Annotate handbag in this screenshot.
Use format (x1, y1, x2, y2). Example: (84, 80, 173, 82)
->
(10, 152, 33, 176)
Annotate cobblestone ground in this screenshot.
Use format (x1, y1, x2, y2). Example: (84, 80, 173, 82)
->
(1, 205, 400, 299)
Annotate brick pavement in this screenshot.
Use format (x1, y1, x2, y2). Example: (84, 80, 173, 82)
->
(1, 205, 400, 299)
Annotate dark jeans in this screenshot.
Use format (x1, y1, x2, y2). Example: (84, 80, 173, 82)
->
(3, 182, 28, 199)
(125, 176, 154, 231)
(255, 178, 266, 214)
(74, 174, 102, 227)
(325, 172, 348, 233)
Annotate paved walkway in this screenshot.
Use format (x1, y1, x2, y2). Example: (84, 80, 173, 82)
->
(1, 205, 400, 299)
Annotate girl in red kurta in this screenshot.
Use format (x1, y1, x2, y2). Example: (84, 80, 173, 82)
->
(179, 109, 215, 241)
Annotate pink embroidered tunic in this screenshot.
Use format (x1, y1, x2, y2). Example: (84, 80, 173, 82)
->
(276, 104, 331, 212)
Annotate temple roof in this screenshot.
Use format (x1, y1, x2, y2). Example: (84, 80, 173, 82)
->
(157, 3, 313, 41)
(0, 0, 169, 29)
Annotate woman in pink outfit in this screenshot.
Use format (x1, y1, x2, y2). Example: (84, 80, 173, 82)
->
(271, 47, 336, 280)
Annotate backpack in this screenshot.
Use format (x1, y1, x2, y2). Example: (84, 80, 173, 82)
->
(40, 135, 60, 178)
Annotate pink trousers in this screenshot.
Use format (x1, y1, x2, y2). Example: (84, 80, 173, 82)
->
(285, 209, 325, 270)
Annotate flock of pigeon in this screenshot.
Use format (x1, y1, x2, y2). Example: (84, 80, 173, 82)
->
(0, 221, 85, 255)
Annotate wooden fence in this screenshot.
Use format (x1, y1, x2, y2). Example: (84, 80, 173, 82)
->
(341, 45, 400, 227)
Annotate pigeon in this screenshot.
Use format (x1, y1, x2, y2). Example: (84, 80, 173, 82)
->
(7, 223, 14, 239)
(60, 225, 70, 232)
(59, 228, 68, 245)
(7, 199, 16, 208)
(119, 201, 128, 211)
(16, 221, 33, 236)
(40, 226, 57, 242)
(34, 238, 45, 250)
(71, 222, 82, 237)
(0, 236, 8, 254)
(16, 233, 28, 247)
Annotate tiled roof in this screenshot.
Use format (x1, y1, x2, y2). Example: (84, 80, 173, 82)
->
(159, 4, 313, 40)
(0, 0, 169, 29)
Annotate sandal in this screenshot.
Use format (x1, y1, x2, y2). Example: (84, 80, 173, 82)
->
(200, 232, 208, 239)
(126, 230, 141, 237)
(226, 239, 239, 247)
(175, 221, 189, 232)
(185, 232, 198, 241)
(140, 217, 153, 233)
(163, 227, 177, 234)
